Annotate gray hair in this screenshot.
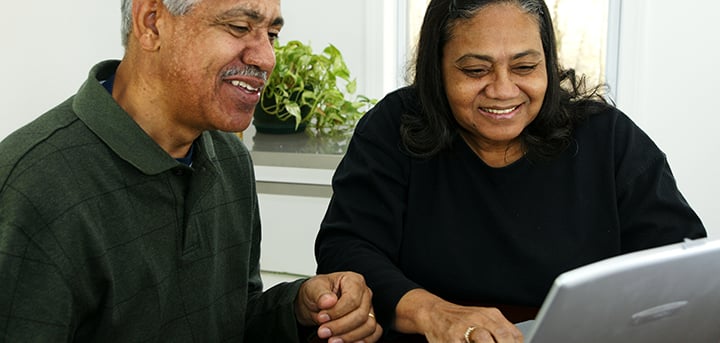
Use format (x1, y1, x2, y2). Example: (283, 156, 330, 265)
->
(120, 0, 199, 47)
(447, 0, 545, 26)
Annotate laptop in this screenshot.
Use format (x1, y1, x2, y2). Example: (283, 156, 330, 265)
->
(517, 237, 720, 343)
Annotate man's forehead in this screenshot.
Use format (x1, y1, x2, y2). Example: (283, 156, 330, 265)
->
(209, 0, 283, 24)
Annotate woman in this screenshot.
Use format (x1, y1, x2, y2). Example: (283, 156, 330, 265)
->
(315, 0, 706, 342)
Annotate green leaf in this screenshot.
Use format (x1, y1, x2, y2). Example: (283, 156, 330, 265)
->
(258, 39, 377, 132)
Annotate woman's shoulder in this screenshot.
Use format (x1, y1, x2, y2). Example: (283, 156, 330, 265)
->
(573, 101, 663, 159)
(354, 86, 419, 135)
(571, 99, 633, 133)
(374, 86, 419, 111)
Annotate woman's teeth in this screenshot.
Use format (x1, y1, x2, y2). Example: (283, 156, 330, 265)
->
(483, 106, 517, 114)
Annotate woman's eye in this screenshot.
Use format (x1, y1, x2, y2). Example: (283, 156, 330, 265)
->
(514, 64, 538, 74)
(461, 68, 489, 77)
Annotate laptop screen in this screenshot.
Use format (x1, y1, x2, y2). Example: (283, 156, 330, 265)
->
(523, 237, 720, 343)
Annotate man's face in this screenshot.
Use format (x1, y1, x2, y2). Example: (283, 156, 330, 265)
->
(157, 0, 283, 134)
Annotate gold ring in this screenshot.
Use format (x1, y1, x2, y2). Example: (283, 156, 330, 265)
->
(368, 312, 375, 319)
(464, 326, 476, 343)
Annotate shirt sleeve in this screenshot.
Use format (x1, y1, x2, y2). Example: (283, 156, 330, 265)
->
(315, 93, 422, 328)
(243, 171, 308, 343)
(244, 277, 307, 342)
(611, 111, 707, 251)
(0, 188, 76, 341)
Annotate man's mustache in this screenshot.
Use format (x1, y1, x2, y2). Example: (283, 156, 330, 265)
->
(221, 66, 268, 82)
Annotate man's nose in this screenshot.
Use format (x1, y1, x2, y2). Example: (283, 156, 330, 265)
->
(241, 31, 276, 74)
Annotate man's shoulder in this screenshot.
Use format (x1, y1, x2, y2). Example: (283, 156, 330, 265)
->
(0, 98, 86, 187)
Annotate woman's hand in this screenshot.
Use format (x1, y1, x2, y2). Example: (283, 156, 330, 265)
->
(394, 289, 523, 343)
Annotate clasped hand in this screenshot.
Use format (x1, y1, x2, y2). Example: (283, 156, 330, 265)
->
(296, 272, 383, 343)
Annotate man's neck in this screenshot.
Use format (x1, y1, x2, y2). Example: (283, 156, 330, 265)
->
(113, 59, 200, 159)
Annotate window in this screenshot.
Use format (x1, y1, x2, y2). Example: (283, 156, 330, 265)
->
(546, 0, 610, 87)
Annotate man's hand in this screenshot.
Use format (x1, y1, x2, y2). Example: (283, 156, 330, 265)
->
(296, 272, 383, 342)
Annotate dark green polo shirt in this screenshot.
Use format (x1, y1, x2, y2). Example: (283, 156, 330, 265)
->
(0, 60, 305, 342)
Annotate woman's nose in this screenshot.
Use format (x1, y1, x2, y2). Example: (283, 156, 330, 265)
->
(484, 70, 520, 99)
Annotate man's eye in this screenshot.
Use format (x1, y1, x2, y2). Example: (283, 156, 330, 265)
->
(227, 24, 249, 35)
(268, 32, 280, 43)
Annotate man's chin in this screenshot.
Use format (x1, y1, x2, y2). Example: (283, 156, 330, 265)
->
(211, 111, 253, 133)
(224, 120, 253, 133)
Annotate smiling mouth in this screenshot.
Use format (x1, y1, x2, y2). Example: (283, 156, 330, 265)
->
(230, 80, 262, 93)
(481, 105, 520, 114)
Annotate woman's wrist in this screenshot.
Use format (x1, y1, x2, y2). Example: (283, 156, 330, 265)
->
(393, 288, 443, 335)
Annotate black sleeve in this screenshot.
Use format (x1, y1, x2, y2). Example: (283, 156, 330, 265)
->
(315, 91, 421, 328)
(611, 111, 707, 252)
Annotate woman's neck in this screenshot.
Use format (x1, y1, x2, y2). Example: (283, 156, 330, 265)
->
(460, 132, 525, 168)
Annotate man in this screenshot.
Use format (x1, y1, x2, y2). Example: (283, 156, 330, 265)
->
(0, 0, 382, 342)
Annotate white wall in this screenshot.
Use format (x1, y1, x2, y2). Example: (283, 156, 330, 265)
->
(0, 1, 391, 139)
(278, 0, 398, 101)
(0, 2, 124, 139)
(614, 0, 720, 238)
(1, 1, 718, 241)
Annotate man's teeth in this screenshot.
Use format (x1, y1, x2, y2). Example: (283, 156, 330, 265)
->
(483, 106, 516, 114)
(230, 80, 260, 92)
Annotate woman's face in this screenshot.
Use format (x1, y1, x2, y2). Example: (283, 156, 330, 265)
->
(442, 3, 547, 151)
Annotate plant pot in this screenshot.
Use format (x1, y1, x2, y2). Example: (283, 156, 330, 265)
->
(252, 91, 313, 134)
(253, 105, 307, 134)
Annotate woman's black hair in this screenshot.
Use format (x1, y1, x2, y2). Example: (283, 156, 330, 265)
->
(401, 0, 608, 160)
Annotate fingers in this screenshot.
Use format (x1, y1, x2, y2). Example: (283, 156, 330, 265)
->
(364, 313, 384, 342)
(465, 326, 477, 343)
(318, 309, 383, 343)
(463, 309, 524, 343)
(299, 272, 383, 342)
(316, 292, 340, 313)
(296, 273, 349, 326)
(315, 273, 381, 342)
(323, 273, 372, 320)
(418, 303, 523, 343)
(465, 326, 523, 343)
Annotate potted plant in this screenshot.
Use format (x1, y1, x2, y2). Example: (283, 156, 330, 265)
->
(253, 40, 376, 134)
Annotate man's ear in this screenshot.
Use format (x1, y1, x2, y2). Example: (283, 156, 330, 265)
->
(132, 0, 162, 51)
